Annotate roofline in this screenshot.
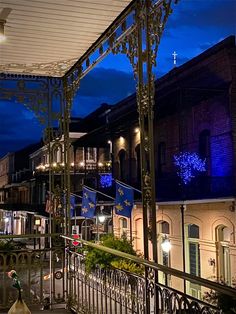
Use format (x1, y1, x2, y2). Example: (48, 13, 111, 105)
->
(156, 35, 235, 87)
(98, 35, 235, 112)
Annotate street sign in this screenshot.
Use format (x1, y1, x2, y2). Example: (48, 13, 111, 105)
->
(72, 234, 82, 247)
(72, 225, 80, 234)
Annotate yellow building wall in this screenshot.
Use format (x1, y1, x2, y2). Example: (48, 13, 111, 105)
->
(113, 199, 236, 291)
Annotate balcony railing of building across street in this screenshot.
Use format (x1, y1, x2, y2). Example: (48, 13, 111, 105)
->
(34, 161, 112, 174)
(0, 233, 235, 313)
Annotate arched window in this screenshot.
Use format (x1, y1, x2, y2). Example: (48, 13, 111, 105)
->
(86, 147, 96, 162)
(158, 142, 166, 176)
(216, 225, 231, 285)
(186, 224, 201, 298)
(52, 143, 63, 163)
(119, 217, 128, 237)
(118, 149, 126, 181)
(135, 144, 141, 184)
(160, 221, 170, 234)
(187, 224, 200, 276)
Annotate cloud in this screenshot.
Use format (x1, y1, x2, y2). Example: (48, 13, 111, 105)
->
(72, 68, 136, 116)
(0, 100, 43, 157)
(0, 139, 37, 157)
(168, 0, 235, 30)
(199, 42, 216, 51)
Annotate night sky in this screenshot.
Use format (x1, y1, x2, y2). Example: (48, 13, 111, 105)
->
(0, 0, 235, 157)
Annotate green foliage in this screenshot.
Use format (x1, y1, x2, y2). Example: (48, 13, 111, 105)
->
(0, 240, 14, 251)
(111, 259, 144, 276)
(84, 234, 143, 275)
(204, 280, 236, 313)
(0, 240, 26, 251)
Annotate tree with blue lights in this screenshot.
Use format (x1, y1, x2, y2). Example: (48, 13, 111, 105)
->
(100, 174, 113, 188)
(173, 152, 206, 185)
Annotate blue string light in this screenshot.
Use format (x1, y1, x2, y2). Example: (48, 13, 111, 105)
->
(100, 174, 113, 188)
(174, 152, 206, 185)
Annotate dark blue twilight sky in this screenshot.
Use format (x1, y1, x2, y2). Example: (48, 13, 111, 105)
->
(0, 0, 235, 157)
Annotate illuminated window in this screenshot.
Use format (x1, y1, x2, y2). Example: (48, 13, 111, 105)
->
(86, 147, 96, 161)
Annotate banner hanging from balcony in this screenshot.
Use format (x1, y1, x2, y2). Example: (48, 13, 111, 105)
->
(62, 194, 76, 217)
(115, 181, 134, 218)
(81, 187, 97, 218)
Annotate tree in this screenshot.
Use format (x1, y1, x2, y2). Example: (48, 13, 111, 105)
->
(204, 280, 236, 313)
(83, 234, 143, 275)
(173, 151, 206, 185)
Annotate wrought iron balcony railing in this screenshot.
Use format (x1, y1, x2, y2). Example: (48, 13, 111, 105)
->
(1, 233, 235, 313)
(156, 175, 236, 201)
(34, 161, 112, 175)
(62, 235, 236, 314)
(0, 201, 45, 212)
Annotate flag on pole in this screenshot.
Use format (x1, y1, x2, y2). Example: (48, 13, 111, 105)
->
(70, 195, 76, 217)
(81, 187, 96, 218)
(45, 198, 52, 214)
(45, 192, 53, 214)
(63, 194, 76, 217)
(115, 181, 134, 218)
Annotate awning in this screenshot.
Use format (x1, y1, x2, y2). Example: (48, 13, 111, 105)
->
(0, 0, 133, 76)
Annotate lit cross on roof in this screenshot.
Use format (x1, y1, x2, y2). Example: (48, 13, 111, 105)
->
(172, 51, 178, 67)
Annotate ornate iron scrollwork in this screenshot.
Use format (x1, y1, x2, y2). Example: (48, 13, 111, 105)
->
(0, 74, 63, 127)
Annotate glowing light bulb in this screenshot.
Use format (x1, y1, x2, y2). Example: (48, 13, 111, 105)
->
(161, 237, 171, 253)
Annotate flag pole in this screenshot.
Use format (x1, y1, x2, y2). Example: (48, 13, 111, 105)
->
(115, 179, 142, 194)
(112, 206, 114, 235)
(83, 185, 115, 200)
(85, 218, 87, 240)
(71, 192, 83, 199)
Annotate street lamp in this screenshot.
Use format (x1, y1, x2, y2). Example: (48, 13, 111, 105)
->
(161, 236, 171, 253)
(107, 140, 112, 155)
(34, 217, 41, 249)
(4, 217, 9, 234)
(107, 140, 113, 178)
(96, 206, 106, 242)
(98, 212, 106, 223)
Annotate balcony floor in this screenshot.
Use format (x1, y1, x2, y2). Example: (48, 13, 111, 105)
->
(33, 311, 70, 313)
(0, 309, 71, 314)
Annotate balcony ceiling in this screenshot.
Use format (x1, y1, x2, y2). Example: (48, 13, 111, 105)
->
(0, 0, 131, 77)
